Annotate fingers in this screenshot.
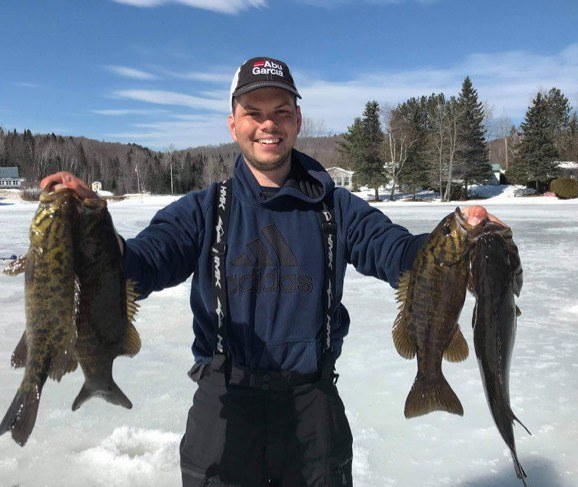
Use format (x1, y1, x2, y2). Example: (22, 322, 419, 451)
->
(462, 205, 488, 227)
(39, 172, 98, 199)
(462, 205, 509, 229)
(487, 212, 509, 228)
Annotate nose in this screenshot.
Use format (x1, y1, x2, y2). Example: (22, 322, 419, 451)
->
(259, 116, 278, 132)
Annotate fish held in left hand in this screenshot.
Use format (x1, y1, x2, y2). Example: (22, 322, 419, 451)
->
(393, 207, 473, 418)
(469, 222, 530, 487)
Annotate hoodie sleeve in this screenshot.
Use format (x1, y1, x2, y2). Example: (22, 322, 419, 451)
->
(335, 189, 427, 288)
(121, 189, 211, 298)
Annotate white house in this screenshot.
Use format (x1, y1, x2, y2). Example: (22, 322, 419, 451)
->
(0, 167, 22, 188)
(326, 167, 354, 190)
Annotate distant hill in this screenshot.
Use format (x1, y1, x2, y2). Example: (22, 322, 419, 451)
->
(0, 128, 350, 194)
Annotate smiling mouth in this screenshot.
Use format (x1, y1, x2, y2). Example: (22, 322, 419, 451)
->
(256, 138, 281, 145)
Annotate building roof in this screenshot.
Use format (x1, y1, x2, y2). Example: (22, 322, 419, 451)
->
(326, 166, 354, 175)
(0, 167, 19, 178)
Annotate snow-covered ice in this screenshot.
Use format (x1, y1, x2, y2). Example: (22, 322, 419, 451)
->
(0, 192, 577, 487)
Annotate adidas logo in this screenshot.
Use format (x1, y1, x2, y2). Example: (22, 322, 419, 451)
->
(228, 223, 313, 295)
(232, 223, 297, 267)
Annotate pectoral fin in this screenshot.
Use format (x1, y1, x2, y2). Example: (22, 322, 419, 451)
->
(3, 255, 28, 276)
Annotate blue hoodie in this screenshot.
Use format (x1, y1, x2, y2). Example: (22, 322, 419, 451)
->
(122, 150, 427, 374)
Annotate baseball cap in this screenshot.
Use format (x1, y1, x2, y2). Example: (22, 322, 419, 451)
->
(230, 57, 301, 108)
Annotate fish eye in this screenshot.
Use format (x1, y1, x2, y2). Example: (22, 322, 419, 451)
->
(442, 225, 451, 236)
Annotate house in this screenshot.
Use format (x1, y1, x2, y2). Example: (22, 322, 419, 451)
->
(0, 167, 22, 188)
(326, 167, 354, 190)
(490, 163, 505, 185)
(558, 161, 578, 179)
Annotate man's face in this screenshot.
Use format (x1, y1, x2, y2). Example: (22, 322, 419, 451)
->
(228, 87, 301, 174)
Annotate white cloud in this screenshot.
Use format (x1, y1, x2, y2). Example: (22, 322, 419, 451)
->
(164, 69, 232, 84)
(106, 114, 230, 149)
(93, 108, 169, 116)
(106, 65, 158, 80)
(295, 44, 578, 135)
(112, 89, 227, 112)
(101, 44, 578, 149)
(110, 0, 266, 14)
(13, 82, 41, 88)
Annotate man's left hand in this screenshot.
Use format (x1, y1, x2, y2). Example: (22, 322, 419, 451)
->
(462, 205, 507, 228)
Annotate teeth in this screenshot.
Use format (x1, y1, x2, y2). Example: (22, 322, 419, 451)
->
(259, 139, 280, 144)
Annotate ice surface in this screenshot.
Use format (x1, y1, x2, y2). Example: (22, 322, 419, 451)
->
(1, 193, 577, 486)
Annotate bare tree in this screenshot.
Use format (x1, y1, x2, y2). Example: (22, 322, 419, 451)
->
(383, 106, 416, 200)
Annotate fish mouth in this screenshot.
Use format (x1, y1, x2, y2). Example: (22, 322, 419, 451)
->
(453, 207, 476, 234)
(40, 187, 76, 203)
(469, 219, 512, 242)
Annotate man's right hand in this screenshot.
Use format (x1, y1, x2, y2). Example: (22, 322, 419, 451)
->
(40, 172, 99, 199)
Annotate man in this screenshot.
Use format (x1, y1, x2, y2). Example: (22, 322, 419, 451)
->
(42, 56, 495, 486)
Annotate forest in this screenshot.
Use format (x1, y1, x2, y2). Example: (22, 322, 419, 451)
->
(1, 79, 576, 199)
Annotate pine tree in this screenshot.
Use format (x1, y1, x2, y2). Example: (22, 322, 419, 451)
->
(455, 77, 492, 197)
(508, 92, 560, 190)
(339, 101, 386, 200)
(544, 87, 572, 155)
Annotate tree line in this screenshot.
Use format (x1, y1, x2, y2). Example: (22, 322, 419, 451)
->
(1, 80, 576, 198)
(339, 79, 578, 200)
(0, 130, 239, 194)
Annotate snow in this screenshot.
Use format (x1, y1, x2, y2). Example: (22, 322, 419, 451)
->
(1, 189, 577, 486)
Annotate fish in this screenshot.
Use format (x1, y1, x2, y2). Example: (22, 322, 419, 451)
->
(392, 207, 472, 418)
(0, 188, 79, 446)
(469, 221, 530, 486)
(71, 196, 140, 411)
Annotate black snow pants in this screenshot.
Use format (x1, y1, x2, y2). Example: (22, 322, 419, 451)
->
(180, 355, 353, 487)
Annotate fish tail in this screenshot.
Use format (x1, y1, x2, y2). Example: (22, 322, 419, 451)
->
(404, 374, 463, 418)
(72, 379, 133, 411)
(0, 385, 42, 446)
(510, 450, 529, 486)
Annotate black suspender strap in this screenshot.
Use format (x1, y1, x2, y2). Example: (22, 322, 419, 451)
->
(211, 178, 233, 355)
(319, 200, 337, 353)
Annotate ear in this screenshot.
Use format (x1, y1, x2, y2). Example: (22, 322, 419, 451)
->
(228, 113, 237, 142)
(296, 105, 302, 135)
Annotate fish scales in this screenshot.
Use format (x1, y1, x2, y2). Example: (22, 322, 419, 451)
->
(470, 223, 529, 487)
(0, 189, 79, 446)
(393, 208, 471, 418)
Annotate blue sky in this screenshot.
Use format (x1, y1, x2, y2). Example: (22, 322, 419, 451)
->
(1, 0, 577, 150)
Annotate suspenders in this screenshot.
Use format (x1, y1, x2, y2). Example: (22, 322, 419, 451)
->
(210, 178, 337, 358)
(211, 178, 233, 355)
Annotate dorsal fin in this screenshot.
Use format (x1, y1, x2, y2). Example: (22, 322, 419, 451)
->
(122, 279, 141, 357)
(392, 271, 416, 359)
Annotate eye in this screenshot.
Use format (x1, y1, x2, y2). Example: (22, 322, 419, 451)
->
(442, 225, 451, 236)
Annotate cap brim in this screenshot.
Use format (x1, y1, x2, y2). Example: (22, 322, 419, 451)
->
(232, 81, 301, 99)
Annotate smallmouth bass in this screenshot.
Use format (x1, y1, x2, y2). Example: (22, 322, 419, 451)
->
(0, 189, 79, 446)
(393, 207, 472, 418)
